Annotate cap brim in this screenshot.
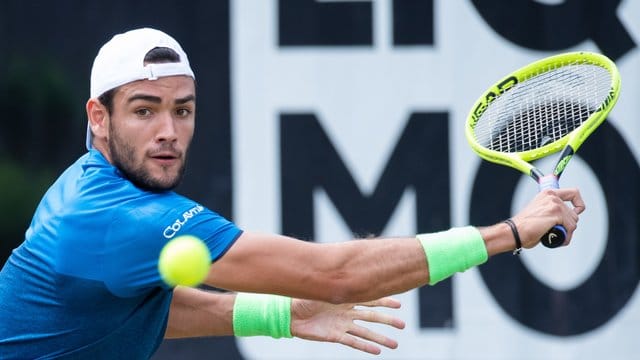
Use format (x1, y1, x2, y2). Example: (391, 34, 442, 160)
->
(86, 122, 92, 150)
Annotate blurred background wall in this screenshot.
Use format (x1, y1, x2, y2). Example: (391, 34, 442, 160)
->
(1, 1, 638, 359)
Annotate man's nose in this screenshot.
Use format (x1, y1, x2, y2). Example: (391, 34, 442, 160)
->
(155, 112, 178, 143)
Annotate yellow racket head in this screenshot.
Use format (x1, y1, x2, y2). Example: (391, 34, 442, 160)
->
(465, 51, 621, 176)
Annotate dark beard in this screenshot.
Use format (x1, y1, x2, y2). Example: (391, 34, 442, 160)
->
(108, 126, 186, 192)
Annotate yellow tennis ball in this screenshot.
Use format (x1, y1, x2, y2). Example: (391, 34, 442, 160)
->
(158, 235, 211, 287)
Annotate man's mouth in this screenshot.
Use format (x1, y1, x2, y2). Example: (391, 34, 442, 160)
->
(152, 153, 178, 159)
(149, 150, 181, 165)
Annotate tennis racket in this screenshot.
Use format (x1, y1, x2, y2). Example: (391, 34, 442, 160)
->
(465, 51, 621, 248)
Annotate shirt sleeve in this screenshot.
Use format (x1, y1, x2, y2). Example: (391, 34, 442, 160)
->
(101, 192, 242, 297)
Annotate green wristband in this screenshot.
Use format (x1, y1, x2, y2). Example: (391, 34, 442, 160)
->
(417, 226, 488, 285)
(232, 293, 293, 338)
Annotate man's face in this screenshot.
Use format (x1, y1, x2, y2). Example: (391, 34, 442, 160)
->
(107, 76, 196, 191)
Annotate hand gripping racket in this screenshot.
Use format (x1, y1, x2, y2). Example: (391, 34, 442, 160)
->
(465, 52, 621, 248)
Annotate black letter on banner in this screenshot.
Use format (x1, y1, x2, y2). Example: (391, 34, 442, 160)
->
(279, 0, 372, 46)
(280, 112, 454, 328)
(470, 121, 640, 335)
(393, 0, 434, 46)
(470, 0, 635, 61)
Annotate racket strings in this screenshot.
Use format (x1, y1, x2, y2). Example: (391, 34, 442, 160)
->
(474, 62, 611, 153)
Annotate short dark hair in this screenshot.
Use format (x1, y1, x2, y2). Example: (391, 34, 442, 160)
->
(97, 47, 181, 114)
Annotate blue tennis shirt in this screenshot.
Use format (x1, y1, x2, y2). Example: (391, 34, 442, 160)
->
(0, 149, 242, 359)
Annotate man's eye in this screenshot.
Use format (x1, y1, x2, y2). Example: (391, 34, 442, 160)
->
(176, 108, 192, 117)
(136, 108, 151, 116)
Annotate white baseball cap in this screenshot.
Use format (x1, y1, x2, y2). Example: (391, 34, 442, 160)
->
(86, 27, 195, 149)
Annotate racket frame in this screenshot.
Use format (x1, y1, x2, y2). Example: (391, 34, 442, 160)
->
(464, 51, 621, 248)
(465, 51, 621, 183)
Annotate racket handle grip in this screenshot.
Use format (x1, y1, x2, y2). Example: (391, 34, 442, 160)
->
(538, 175, 566, 248)
(541, 225, 566, 248)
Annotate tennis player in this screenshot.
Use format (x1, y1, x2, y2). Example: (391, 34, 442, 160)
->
(0, 28, 585, 359)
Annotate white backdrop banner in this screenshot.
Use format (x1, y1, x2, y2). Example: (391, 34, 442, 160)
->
(231, 1, 640, 359)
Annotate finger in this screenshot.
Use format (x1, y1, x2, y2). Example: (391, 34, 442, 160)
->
(556, 188, 586, 215)
(356, 297, 401, 309)
(337, 334, 383, 355)
(352, 309, 405, 329)
(562, 207, 580, 246)
(347, 323, 399, 350)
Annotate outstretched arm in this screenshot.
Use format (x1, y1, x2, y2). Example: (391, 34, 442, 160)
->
(165, 286, 404, 355)
(208, 188, 585, 303)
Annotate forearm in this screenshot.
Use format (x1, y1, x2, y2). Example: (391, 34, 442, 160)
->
(332, 224, 516, 299)
(314, 238, 430, 303)
(209, 232, 429, 303)
(166, 288, 293, 340)
(165, 286, 235, 338)
(480, 222, 519, 256)
(209, 225, 518, 304)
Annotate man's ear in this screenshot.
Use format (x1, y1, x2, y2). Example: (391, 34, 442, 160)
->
(86, 98, 109, 141)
